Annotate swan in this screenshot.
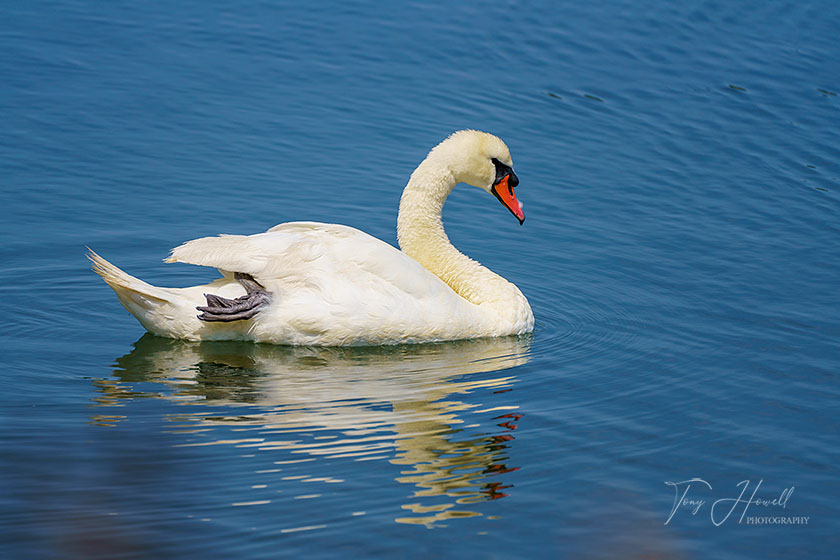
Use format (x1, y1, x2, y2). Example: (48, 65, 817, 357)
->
(90, 130, 534, 346)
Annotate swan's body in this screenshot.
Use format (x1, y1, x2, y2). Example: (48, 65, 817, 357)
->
(91, 130, 534, 346)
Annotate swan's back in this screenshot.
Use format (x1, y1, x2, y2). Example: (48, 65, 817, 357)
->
(167, 222, 489, 345)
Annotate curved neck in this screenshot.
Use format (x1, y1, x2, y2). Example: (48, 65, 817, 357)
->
(397, 159, 454, 253)
(397, 159, 510, 307)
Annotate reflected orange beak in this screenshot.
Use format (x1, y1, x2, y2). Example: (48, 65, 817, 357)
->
(491, 174, 525, 225)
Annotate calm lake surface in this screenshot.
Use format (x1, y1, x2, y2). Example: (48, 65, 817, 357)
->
(2, 1, 838, 558)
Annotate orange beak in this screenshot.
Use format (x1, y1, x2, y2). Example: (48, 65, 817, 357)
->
(491, 174, 525, 225)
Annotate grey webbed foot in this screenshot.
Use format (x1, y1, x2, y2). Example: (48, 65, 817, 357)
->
(197, 273, 271, 322)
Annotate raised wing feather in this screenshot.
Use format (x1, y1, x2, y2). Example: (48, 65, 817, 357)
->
(165, 233, 268, 276)
(166, 221, 457, 300)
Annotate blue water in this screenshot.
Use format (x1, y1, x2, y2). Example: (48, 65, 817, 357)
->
(2, 1, 839, 558)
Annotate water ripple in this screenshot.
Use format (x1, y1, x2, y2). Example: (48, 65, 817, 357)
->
(523, 266, 648, 375)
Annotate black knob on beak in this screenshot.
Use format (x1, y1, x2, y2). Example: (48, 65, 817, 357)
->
(492, 158, 518, 189)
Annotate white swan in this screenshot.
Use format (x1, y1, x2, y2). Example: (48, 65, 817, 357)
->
(90, 130, 534, 345)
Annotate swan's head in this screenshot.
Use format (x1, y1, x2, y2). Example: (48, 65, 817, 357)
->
(432, 130, 525, 225)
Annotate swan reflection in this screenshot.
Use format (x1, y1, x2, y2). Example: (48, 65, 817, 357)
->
(93, 334, 531, 526)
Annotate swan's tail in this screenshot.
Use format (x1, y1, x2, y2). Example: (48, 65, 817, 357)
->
(88, 248, 170, 303)
(88, 249, 179, 334)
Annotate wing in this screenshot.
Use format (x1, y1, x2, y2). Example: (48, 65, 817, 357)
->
(166, 221, 457, 300)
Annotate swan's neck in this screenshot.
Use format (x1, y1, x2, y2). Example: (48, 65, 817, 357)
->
(396, 159, 522, 312)
(397, 159, 453, 255)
